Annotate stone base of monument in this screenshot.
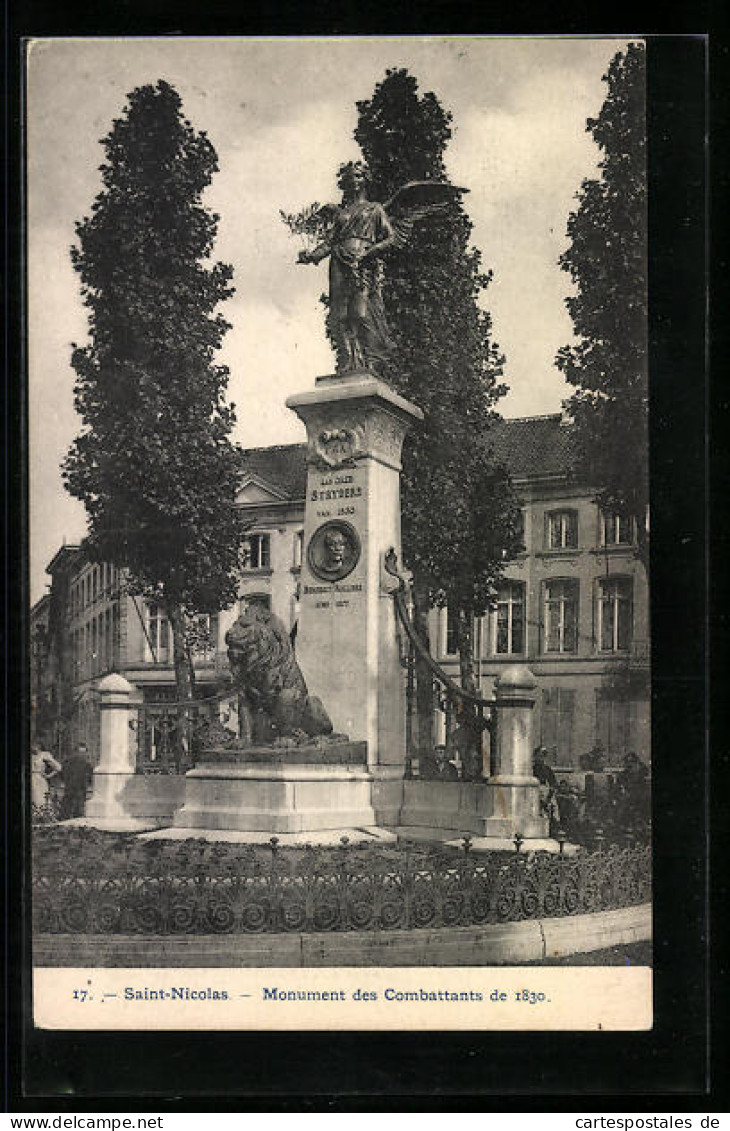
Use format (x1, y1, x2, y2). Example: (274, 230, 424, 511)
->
(397, 778, 548, 840)
(172, 742, 381, 834)
(85, 770, 187, 829)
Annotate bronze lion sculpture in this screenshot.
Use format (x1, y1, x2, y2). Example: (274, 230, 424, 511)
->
(225, 605, 333, 742)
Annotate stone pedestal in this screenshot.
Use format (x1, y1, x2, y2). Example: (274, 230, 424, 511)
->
(85, 673, 138, 822)
(482, 664, 547, 838)
(397, 665, 548, 839)
(85, 673, 185, 828)
(286, 372, 423, 776)
(173, 743, 377, 833)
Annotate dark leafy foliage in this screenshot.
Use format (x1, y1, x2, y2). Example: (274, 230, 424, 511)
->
(557, 45, 648, 568)
(63, 82, 248, 695)
(354, 69, 524, 692)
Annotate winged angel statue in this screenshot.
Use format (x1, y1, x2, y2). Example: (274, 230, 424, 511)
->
(284, 161, 467, 375)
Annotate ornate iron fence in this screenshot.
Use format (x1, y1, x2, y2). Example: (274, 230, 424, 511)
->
(133, 690, 240, 774)
(384, 550, 495, 781)
(32, 828, 651, 936)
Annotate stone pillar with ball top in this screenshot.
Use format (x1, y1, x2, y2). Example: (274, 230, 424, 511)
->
(483, 664, 547, 838)
(85, 673, 137, 823)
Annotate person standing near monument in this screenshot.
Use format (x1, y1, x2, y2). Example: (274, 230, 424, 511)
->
(30, 744, 62, 817)
(533, 746, 560, 830)
(447, 702, 488, 781)
(59, 742, 93, 819)
(435, 746, 460, 780)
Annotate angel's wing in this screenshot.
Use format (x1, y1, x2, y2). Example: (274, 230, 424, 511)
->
(383, 181, 468, 248)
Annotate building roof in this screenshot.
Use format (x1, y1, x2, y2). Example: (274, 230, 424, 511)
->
(45, 543, 84, 576)
(238, 415, 578, 497)
(239, 443, 308, 500)
(30, 592, 51, 619)
(487, 414, 577, 480)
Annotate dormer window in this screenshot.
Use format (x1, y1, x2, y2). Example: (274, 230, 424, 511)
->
(547, 510, 578, 550)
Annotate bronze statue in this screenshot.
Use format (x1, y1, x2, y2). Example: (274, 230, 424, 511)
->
(225, 604, 333, 743)
(293, 162, 466, 375)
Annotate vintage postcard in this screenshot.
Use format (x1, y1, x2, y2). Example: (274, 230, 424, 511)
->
(27, 35, 654, 1035)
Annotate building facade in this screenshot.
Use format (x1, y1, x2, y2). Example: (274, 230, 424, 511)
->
(434, 416, 650, 770)
(37, 549, 223, 763)
(30, 592, 53, 745)
(35, 416, 649, 775)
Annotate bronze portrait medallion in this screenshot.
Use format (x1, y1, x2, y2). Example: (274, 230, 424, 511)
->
(307, 519, 361, 582)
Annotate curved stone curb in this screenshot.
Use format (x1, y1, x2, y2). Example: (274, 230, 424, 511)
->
(34, 903, 651, 968)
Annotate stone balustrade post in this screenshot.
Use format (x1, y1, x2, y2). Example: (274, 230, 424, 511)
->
(85, 673, 137, 821)
(480, 663, 548, 839)
(492, 664, 539, 784)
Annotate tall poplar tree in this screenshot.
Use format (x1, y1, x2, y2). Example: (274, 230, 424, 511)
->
(353, 70, 523, 714)
(557, 44, 648, 569)
(64, 80, 248, 708)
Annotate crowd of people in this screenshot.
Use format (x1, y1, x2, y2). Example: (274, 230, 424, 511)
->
(535, 744, 651, 843)
(416, 732, 650, 845)
(30, 740, 93, 824)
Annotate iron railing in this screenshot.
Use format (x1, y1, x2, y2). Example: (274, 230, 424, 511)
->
(384, 550, 495, 781)
(32, 827, 651, 936)
(132, 689, 240, 774)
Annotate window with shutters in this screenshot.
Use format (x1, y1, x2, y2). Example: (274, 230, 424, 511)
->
(540, 687, 575, 761)
(543, 579, 579, 653)
(146, 602, 170, 663)
(243, 533, 271, 570)
(445, 607, 459, 656)
(596, 691, 633, 755)
(597, 577, 633, 652)
(546, 509, 578, 550)
(600, 510, 634, 547)
(494, 581, 526, 655)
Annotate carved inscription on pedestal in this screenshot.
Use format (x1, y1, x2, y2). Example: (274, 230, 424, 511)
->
(306, 461, 365, 610)
(310, 467, 365, 525)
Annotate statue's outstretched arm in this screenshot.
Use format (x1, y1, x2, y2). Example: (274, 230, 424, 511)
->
(296, 202, 338, 265)
(298, 241, 332, 265)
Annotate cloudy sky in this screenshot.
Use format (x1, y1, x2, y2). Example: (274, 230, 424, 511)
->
(27, 35, 632, 603)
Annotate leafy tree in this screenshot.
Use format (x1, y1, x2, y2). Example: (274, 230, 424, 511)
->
(557, 44, 648, 569)
(353, 70, 523, 719)
(64, 80, 248, 711)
